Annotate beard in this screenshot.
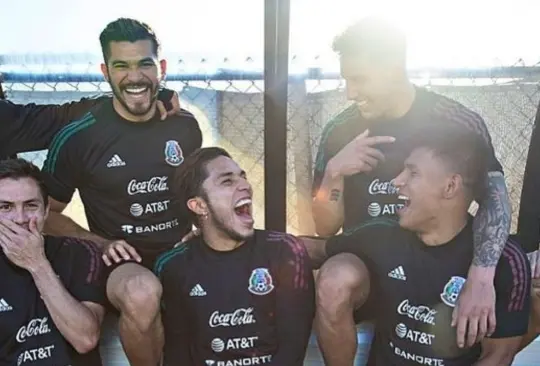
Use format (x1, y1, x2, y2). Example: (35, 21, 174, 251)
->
(108, 70, 159, 117)
(206, 200, 253, 242)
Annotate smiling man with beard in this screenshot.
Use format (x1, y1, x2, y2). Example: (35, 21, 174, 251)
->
(154, 147, 315, 366)
(40, 18, 202, 366)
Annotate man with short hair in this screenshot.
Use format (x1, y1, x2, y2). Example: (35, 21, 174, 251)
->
(0, 158, 106, 366)
(312, 17, 511, 365)
(155, 147, 315, 366)
(306, 126, 531, 365)
(42, 18, 202, 365)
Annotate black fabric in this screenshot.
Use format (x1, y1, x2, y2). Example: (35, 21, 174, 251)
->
(326, 219, 530, 365)
(156, 230, 315, 366)
(0, 236, 106, 366)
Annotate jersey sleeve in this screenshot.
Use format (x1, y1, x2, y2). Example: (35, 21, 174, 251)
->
(0, 96, 106, 157)
(489, 239, 531, 339)
(155, 251, 193, 366)
(41, 117, 89, 203)
(266, 233, 315, 366)
(325, 218, 398, 261)
(63, 237, 107, 305)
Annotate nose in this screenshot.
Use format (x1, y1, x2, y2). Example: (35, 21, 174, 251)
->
(11, 207, 27, 225)
(238, 177, 253, 195)
(393, 170, 406, 190)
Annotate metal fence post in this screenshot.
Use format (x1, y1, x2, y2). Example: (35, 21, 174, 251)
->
(264, 0, 290, 232)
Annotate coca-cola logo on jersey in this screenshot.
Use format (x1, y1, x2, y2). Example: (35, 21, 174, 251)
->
(209, 308, 256, 328)
(368, 179, 398, 195)
(397, 300, 437, 326)
(127, 176, 168, 195)
(16, 317, 51, 343)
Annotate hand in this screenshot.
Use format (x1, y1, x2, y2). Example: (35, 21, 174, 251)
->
(0, 218, 46, 271)
(527, 247, 540, 279)
(175, 228, 201, 247)
(156, 89, 181, 121)
(327, 129, 395, 178)
(102, 240, 141, 267)
(451, 277, 496, 348)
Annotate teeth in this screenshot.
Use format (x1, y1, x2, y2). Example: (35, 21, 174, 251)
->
(235, 198, 252, 208)
(125, 87, 147, 93)
(398, 195, 409, 201)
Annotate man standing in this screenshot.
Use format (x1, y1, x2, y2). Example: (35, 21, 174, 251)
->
(41, 18, 202, 366)
(0, 86, 181, 160)
(314, 126, 531, 365)
(0, 158, 106, 366)
(155, 147, 315, 366)
(312, 17, 511, 365)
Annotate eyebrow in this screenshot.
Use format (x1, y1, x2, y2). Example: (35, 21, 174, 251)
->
(111, 58, 155, 67)
(217, 170, 246, 179)
(0, 199, 41, 204)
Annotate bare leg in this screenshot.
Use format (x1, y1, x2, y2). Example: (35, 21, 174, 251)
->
(315, 253, 371, 366)
(107, 263, 164, 366)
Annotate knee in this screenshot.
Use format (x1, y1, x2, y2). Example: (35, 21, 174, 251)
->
(116, 273, 162, 322)
(316, 253, 370, 313)
(531, 286, 540, 331)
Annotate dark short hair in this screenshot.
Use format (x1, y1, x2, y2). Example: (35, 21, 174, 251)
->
(332, 16, 406, 65)
(406, 125, 490, 203)
(99, 18, 160, 63)
(0, 158, 49, 206)
(172, 147, 232, 222)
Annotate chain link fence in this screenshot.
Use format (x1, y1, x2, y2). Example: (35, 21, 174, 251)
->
(3, 62, 540, 235)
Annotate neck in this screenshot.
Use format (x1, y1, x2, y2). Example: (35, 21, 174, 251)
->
(112, 98, 156, 123)
(201, 227, 245, 252)
(417, 209, 469, 247)
(385, 79, 416, 119)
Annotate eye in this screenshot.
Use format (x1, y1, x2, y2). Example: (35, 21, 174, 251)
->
(222, 179, 233, 186)
(25, 203, 39, 210)
(0, 204, 10, 211)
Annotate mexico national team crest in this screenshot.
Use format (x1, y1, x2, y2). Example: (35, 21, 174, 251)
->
(440, 276, 466, 307)
(248, 268, 274, 296)
(164, 140, 184, 167)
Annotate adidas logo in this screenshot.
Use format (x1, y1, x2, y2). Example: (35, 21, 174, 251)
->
(388, 266, 406, 281)
(0, 298, 12, 312)
(107, 154, 126, 168)
(189, 284, 207, 297)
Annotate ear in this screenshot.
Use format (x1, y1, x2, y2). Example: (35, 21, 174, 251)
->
(100, 63, 109, 82)
(159, 59, 167, 83)
(443, 174, 462, 199)
(187, 196, 208, 217)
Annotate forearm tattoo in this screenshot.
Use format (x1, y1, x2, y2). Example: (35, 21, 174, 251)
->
(329, 189, 341, 202)
(472, 173, 511, 268)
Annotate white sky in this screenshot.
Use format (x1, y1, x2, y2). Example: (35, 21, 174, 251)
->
(2, 0, 540, 70)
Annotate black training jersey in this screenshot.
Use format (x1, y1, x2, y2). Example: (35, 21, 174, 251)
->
(154, 230, 315, 366)
(42, 101, 202, 259)
(0, 97, 107, 159)
(326, 218, 531, 366)
(312, 87, 503, 231)
(0, 236, 106, 366)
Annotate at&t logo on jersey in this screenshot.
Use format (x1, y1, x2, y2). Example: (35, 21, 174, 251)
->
(130, 200, 170, 217)
(440, 276, 466, 307)
(367, 202, 404, 217)
(17, 345, 55, 365)
(211, 336, 258, 352)
(209, 308, 256, 328)
(127, 176, 168, 196)
(395, 323, 435, 345)
(248, 268, 274, 296)
(164, 140, 184, 167)
(397, 300, 437, 325)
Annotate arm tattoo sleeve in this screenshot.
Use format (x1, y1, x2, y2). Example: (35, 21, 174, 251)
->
(472, 173, 511, 268)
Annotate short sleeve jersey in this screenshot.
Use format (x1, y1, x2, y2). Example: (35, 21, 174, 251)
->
(42, 101, 202, 257)
(154, 230, 315, 366)
(326, 219, 531, 366)
(312, 88, 503, 231)
(0, 236, 106, 366)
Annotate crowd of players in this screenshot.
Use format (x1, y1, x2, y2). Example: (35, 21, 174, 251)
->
(0, 15, 539, 366)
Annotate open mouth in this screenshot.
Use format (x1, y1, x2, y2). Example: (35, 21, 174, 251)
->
(397, 194, 410, 213)
(234, 198, 254, 224)
(123, 85, 150, 99)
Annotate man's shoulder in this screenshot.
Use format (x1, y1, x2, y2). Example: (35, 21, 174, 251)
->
(497, 237, 530, 277)
(48, 110, 100, 149)
(418, 87, 484, 125)
(320, 105, 361, 143)
(153, 240, 193, 278)
(44, 236, 103, 275)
